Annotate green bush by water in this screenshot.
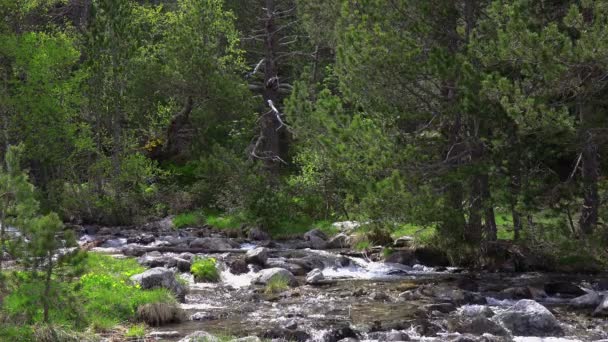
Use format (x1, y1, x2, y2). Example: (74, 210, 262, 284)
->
(191, 257, 220, 282)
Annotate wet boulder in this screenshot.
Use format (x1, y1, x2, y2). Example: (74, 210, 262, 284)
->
(414, 247, 450, 267)
(304, 228, 329, 249)
(494, 299, 563, 337)
(248, 227, 271, 241)
(545, 281, 586, 297)
(394, 236, 414, 248)
(448, 316, 509, 337)
(245, 247, 268, 266)
(229, 259, 250, 275)
(460, 305, 494, 318)
(179, 331, 218, 342)
(253, 268, 297, 287)
(127, 233, 156, 245)
(385, 250, 416, 266)
(137, 252, 175, 268)
(175, 257, 192, 272)
(189, 237, 239, 250)
(323, 326, 360, 342)
(327, 233, 350, 249)
(306, 268, 325, 285)
(367, 331, 410, 341)
(130, 267, 187, 302)
(593, 294, 608, 316)
(570, 290, 602, 308)
(266, 258, 306, 276)
(263, 328, 310, 342)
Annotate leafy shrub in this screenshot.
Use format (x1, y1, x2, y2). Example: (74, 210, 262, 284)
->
(191, 257, 219, 282)
(264, 275, 290, 294)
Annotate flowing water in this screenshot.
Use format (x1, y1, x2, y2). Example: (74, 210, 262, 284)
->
(86, 234, 608, 342)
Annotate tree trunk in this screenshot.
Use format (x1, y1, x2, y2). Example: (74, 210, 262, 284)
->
(481, 173, 497, 241)
(43, 251, 53, 323)
(579, 131, 599, 235)
(260, 0, 282, 175)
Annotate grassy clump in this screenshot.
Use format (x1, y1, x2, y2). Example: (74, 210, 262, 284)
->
(264, 275, 290, 294)
(173, 211, 205, 228)
(77, 254, 177, 330)
(125, 323, 146, 338)
(206, 212, 246, 230)
(1, 253, 176, 333)
(191, 257, 220, 282)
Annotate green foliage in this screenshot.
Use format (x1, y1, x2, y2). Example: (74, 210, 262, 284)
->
(264, 275, 290, 295)
(191, 257, 220, 283)
(2, 253, 175, 332)
(173, 211, 205, 229)
(125, 324, 146, 338)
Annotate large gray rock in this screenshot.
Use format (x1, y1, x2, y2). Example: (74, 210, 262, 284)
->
(130, 267, 186, 302)
(449, 316, 509, 337)
(460, 305, 494, 318)
(304, 229, 329, 250)
(253, 268, 297, 287)
(245, 247, 268, 266)
(178, 331, 218, 342)
(189, 237, 239, 250)
(494, 299, 563, 337)
(570, 291, 602, 308)
(327, 233, 350, 249)
(306, 268, 325, 285)
(248, 227, 271, 241)
(266, 258, 306, 276)
(593, 294, 608, 316)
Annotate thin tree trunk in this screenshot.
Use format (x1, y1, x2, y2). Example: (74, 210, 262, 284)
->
(579, 131, 599, 235)
(481, 173, 497, 241)
(43, 251, 53, 323)
(260, 0, 281, 175)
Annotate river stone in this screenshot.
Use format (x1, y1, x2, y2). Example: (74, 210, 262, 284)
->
(449, 316, 509, 337)
(593, 294, 608, 316)
(229, 259, 250, 275)
(304, 229, 329, 249)
(367, 331, 410, 341)
(266, 259, 307, 276)
(394, 236, 414, 248)
(385, 250, 416, 266)
(189, 237, 239, 250)
(130, 267, 186, 302)
(263, 328, 310, 342)
(253, 268, 297, 286)
(460, 305, 494, 318)
(127, 233, 156, 245)
(545, 281, 586, 297)
(413, 247, 450, 267)
(175, 257, 192, 272)
(248, 227, 271, 241)
(327, 233, 350, 248)
(324, 326, 359, 342)
(137, 253, 175, 268)
(245, 247, 268, 266)
(149, 331, 181, 338)
(306, 268, 325, 284)
(570, 291, 602, 308)
(179, 331, 218, 342)
(494, 299, 563, 337)
(232, 337, 261, 342)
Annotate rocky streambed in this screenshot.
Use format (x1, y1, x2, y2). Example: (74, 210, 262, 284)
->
(80, 221, 608, 342)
